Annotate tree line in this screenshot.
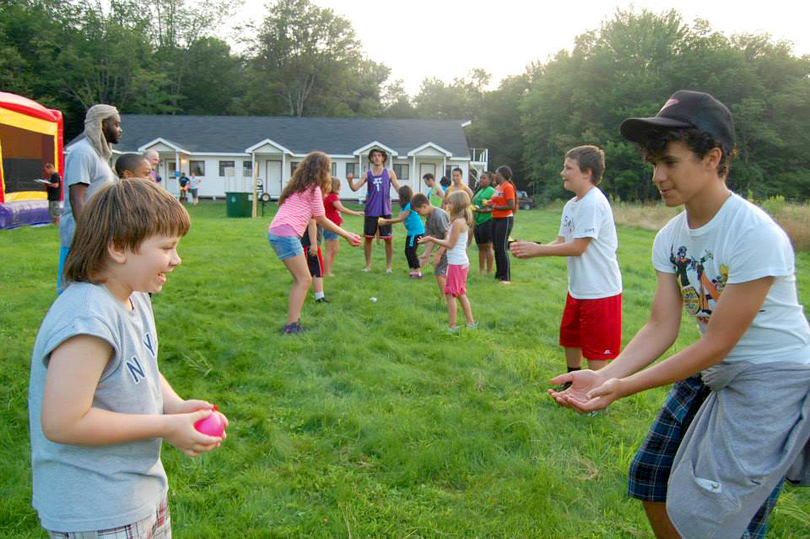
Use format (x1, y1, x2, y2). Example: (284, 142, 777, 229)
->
(2, 1, 808, 201)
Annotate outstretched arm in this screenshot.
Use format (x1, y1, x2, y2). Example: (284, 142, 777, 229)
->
(380, 208, 411, 225)
(334, 200, 364, 217)
(511, 237, 590, 258)
(314, 215, 362, 246)
(552, 273, 775, 412)
(549, 271, 683, 411)
(420, 219, 463, 249)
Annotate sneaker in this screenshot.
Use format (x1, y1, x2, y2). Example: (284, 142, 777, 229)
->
(362, 267, 371, 272)
(414, 272, 423, 279)
(315, 297, 329, 303)
(466, 323, 478, 330)
(282, 321, 304, 334)
(447, 326, 459, 335)
(385, 268, 393, 274)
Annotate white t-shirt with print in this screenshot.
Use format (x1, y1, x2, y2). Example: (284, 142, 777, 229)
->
(558, 187, 622, 299)
(652, 193, 810, 365)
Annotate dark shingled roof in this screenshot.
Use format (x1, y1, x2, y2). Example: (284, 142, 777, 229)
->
(86, 115, 472, 157)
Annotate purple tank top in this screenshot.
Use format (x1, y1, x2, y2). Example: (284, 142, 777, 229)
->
(365, 168, 392, 217)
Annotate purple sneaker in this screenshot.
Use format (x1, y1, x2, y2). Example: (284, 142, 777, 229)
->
(282, 321, 304, 334)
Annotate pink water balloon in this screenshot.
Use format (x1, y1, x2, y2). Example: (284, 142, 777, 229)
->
(194, 405, 226, 437)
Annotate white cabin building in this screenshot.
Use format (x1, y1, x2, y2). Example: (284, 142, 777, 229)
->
(65, 116, 489, 201)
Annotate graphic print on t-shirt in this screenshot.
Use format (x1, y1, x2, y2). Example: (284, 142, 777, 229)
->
(126, 356, 146, 384)
(669, 245, 728, 322)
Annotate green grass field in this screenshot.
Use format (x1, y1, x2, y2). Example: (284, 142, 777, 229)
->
(2, 203, 809, 538)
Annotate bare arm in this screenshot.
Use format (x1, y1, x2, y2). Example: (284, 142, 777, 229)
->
(421, 219, 464, 249)
(489, 197, 516, 212)
(333, 200, 364, 217)
(511, 237, 591, 258)
(554, 274, 775, 412)
(69, 183, 88, 218)
(346, 173, 366, 192)
(314, 214, 361, 246)
(306, 219, 318, 256)
(389, 169, 402, 192)
(550, 271, 684, 410)
(41, 335, 221, 455)
(381, 208, 411, 225)
(609, 276, 774, 392)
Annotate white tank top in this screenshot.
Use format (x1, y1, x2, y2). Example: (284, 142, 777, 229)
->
(446, 220, 469, 265)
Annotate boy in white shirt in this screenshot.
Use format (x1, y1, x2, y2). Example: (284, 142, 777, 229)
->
(549, 91, 810, 539)
(511, 145, 622, 377)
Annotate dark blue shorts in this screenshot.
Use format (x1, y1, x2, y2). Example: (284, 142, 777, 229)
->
(628, 375, 782, 539)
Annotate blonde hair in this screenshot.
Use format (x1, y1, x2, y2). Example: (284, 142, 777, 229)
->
(279, 151, 331, 206)
(446, 190, 473, 227)
(64, 178, 190, 284)
(330, 176, 341, 194)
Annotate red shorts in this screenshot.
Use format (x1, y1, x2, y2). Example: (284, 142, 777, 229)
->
(559, 292, 621, 360)
(444, 264, 469, 297)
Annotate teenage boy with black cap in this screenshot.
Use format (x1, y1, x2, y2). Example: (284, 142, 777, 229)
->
(347, 148, 402, 272)
(549, 90, 810, 539)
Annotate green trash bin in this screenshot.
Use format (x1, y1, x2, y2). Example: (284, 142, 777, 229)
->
(225, 192, 251, 218)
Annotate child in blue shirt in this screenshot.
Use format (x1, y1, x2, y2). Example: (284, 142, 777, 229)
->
(380, 186, 426, 278)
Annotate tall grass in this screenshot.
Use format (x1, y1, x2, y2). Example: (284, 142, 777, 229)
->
(1, 203, 808, 538)
(546, 196, 810, 252)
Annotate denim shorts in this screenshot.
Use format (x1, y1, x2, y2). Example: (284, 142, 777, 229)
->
(323, 229, 339, 241)
(267, 232, 304, 261)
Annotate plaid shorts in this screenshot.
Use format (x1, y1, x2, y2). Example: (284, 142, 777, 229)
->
(48, 494, 170, 539)
(628, 375, 782, 539)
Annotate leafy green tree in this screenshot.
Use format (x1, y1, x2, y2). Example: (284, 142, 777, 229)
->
(244, 0, 387, 117)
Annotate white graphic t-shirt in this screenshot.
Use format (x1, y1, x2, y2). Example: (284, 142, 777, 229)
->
(652, 193, 810, 365)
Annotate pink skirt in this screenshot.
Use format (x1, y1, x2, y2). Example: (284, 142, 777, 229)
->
(444, 264, 469, 297)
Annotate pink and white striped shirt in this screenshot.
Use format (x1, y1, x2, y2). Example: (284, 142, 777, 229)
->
(268, 186, 326, 237)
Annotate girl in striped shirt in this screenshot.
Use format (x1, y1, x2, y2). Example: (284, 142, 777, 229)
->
(267, 152, 362, 334)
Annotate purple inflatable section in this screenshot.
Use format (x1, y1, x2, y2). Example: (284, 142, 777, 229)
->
(0, 200, 51, 229)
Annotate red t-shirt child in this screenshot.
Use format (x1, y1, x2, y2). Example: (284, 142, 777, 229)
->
(324, 193, 342, 225)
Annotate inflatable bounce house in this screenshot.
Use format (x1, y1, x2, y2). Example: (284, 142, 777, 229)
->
(0, 92, 64, 229)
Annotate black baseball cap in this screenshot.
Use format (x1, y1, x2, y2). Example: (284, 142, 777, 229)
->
(620, 90, 735, 153)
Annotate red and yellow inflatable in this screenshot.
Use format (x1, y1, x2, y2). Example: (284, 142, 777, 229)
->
(0, 92, 64, 228)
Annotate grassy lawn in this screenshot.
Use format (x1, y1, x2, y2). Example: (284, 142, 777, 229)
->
(2, 202, 809, 538)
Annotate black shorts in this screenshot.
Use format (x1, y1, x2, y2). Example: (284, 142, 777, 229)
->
(473, 220, 493, 245)
(364, 215, 392, 239)
(305, 246, 324, 277)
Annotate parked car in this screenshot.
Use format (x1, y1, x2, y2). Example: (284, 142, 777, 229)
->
(517, 190, 536, 210)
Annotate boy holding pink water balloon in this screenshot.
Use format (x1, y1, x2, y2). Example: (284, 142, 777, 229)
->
(28, 178, 227, 538)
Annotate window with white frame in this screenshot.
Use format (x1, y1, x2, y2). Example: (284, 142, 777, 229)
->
(219, 161, 235, 177)
(346, 162, 357, 177)
(190, 160, 205, 176)
(331, 162, 337, 176)
(243, 161, 253, 177)
(393, 164, 409, 180)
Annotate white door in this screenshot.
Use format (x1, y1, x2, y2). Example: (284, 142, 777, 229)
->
(266, 161, 282, 197)
(164, 160, 179, 197)
(419, 163, 437, 195)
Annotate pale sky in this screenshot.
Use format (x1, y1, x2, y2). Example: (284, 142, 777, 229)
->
(227, 0, 810, 95)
